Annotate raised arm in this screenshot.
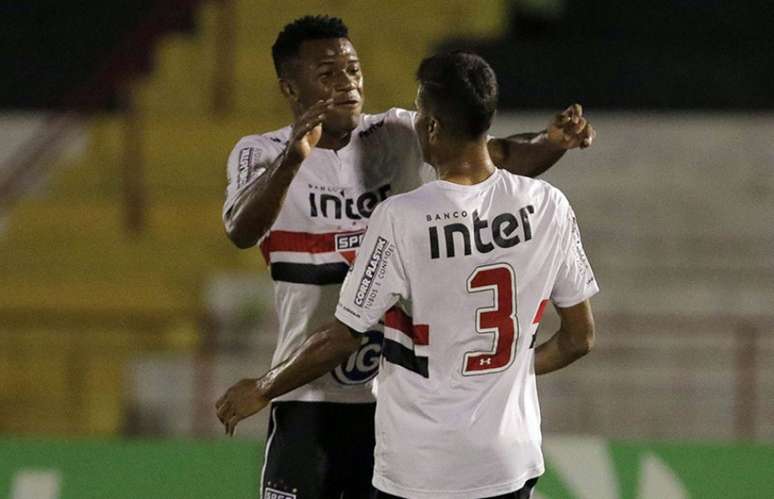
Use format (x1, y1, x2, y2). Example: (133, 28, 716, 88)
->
(487, 104, 596, 178)
(224, 98, 333, 248)
(215, 320, 360, 435)
(534, 299, 595, 375)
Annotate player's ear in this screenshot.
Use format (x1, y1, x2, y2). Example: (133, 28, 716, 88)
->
(279, 78, 299, 103)
(427, 116, 440, 144)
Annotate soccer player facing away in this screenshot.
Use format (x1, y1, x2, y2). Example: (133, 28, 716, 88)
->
(220, 15, 594, 499)
(217, 51, 598, 499)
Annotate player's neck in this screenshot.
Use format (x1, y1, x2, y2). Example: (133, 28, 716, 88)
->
(434, 140, 496, 186)
(317, 129, 352, 151)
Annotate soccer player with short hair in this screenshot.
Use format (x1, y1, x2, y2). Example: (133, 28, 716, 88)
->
(218, 50, 598, 498)
(219, 15, 595, 499)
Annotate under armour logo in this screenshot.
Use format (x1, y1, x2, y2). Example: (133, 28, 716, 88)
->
(479, 358, 492, 366)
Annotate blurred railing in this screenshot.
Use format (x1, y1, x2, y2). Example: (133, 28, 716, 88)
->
(114, 311, 774, 441)
(538, 312, 774, 441)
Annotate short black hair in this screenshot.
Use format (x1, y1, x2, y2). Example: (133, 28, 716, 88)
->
(416, 52, 498, 139)
(272, 15, 349, 77)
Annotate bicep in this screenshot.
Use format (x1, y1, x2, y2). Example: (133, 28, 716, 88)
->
(223, 141, 277, 214)
(555, 299, 595, 339)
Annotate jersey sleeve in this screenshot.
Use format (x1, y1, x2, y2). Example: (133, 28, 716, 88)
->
(222, 136, 282, 225)
(550, 193, 600, 307)
(335, 200, 410, 333)
(384, 107, 422, 151)
(384, 107, 417, 133)
(382, 108, 437, 190)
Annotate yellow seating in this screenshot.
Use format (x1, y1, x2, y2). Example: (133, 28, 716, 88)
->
(0, 0, 506, 435)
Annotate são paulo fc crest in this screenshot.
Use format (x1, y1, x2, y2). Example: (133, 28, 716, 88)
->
(264, 486, 296, 499)
(332, 330, 383, 384)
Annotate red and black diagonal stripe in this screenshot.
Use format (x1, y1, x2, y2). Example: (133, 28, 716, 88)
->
(260, 230, 361, 285)
(381, 307, 429, 378)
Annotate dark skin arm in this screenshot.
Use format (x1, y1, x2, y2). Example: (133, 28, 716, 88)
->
(535, 299, 595, 375)
(216, 299, 596, 433)
(488, 103, 595, 178)
(215, 320, 359, 435)
(226, 104, 595, 247)
(224, 98, 333, 249)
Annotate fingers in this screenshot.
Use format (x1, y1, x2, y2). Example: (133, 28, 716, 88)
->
(557, 103, 595, 148)
(554, 112, 571, 127)
(566, 103, 583, 122)
(216, 386, 237, 425)
(562, 116, 586, 140)
(580, 123, 596, 148)
(293, 115, 324, 138)
(292, 101, 332, 143)
(226, 417, 238, 437)
(216, 398, 232, 425)
(217, 400, 242, 437)
(555, 103, 581, 125)
(302, 98, 334, 123)
(215, 379, 266, 436)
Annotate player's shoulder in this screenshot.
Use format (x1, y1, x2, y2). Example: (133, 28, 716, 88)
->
(362, 107, 414, 123)
(367, 187, 422, 224)
(359, 107, 415, 135)
(231, 125, 291, 152)
(498, 170, 570, 207)
(227, 126, 291, 170)
(375, 180, 440, 218)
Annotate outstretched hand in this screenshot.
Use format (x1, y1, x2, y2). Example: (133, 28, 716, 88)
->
(546, 103, 596, 150)
(215, 378, 269, 436)
(288, 97, 334, 161)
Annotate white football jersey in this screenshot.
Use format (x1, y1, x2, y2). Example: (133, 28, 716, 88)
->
(335, 169, 599, 498)
(224, 108, 435, 403)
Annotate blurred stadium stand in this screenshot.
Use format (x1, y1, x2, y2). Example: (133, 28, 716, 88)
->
(0, 0, 772, 449)
(2, 2, 774, 498)
(0, 0, 201, 110)
(0, 0, 507, 436)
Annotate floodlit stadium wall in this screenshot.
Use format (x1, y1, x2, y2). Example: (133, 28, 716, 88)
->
(2, 436, 773, 499)
(114, 112, 773, 442)
(2, 113, 773, 440)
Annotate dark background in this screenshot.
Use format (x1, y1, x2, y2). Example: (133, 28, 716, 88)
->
(1, 0, 773, 110)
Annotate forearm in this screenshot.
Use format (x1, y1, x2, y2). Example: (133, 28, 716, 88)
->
(489, 132, 565, 178)
(225, 149, 304, 249)
(257, 321, 361, 400)
(534, 326, 592, 375)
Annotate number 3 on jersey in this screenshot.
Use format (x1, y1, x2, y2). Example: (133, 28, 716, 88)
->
(463, 263, 518, 375)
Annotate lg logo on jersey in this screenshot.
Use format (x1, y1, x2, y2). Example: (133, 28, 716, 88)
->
(332, 330, 383, 384)
(308, 183, 391, 220)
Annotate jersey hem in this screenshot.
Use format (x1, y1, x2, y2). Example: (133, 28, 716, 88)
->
(272, 392, 376, 404)
(272, 384, 375, 404)
(372, 465, 544, 499)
